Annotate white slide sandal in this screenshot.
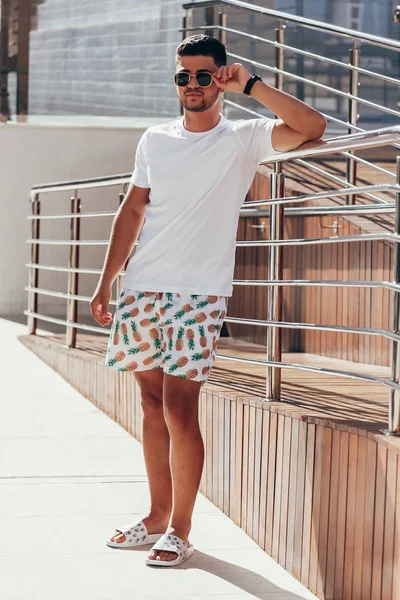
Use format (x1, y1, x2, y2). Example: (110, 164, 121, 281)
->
(145, 533, 195, 567)
(106, 519, 163, 549)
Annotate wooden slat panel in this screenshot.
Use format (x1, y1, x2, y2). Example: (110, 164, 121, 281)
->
(285, 416, 299, 573)
(302, 218, 310, 353)
(336, 218, 344, 360)
(246, 405, 256, 537)
(342, 220, 350, 361)
(328, 218, 338, 357)
(279, 415, 292, 567)
(212, 392, 219, 507)
(241, 403, 249, 532)
(364, 240, 373, 365)
(352, 435, 368, 599)
(317, 426, 333, 598)
(301, 422, 316, 589)
(234, 401, 244, 527)
(309, 424, 324, 596)
(325, 428, 341, 600)
(382, 450, 397, 600)
(252, 406, 263, 544)
(359, 234, 367, 364)
(265, 411, 278, 556)
(362, 437, 378, 600)
(218, 393, 225, 510)
(206, 390, 213, 499)
(371, 443, 388, 600)
(343, 432, 359, 599)
(334, 431, 349, 599)
(392, 454, 400, 600)
(258, 409, 270, 550)
(321, 227, 329, 358)
(293, 419, 307, 580)
(230, 400, 238, 523)
(223, 397, 231, 515)
(272, 413, 285, 562)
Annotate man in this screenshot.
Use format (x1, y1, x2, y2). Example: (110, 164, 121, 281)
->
(89, 34, 326, 567)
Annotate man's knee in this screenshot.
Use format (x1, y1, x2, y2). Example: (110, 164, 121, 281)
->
(163, 375, 202, 430)
(141, 392, 163, 417)
(134, 368, 164, 416)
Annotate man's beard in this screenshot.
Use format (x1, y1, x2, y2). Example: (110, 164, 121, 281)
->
(181, 89, 220, 112)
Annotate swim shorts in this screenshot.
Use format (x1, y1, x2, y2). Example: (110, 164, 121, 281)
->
(104, 288, 228, 385)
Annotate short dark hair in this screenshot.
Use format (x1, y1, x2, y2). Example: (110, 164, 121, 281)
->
(176, 34, 227, 67)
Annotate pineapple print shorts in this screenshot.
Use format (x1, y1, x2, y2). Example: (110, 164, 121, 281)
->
(104, 288, 228, 385)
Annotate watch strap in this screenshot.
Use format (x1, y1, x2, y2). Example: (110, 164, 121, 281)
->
(243, 74, 262, 96)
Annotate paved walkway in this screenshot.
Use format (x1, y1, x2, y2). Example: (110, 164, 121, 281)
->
(0, 318, 318, 600)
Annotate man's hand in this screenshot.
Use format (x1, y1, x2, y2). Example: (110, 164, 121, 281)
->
(90, 283, 113, 327)
(213, 63, 251, 94)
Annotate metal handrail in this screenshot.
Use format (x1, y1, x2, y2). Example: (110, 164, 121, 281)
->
(243, 183, 400, 208)
(230, 51, 400, 118)
(182, 0, 400, 50)
(25, 133, 400, 433)
(263, 126, 400, 164)
(23, 284, 400, 343)
(184, 24, 400, 87)
(182, 0, 400, 208)
(25, 2, 400, 434)
(24, 277, 400, 293)
(215, 353, 397, 390)
(25, 128, 400, 197)
(223, 97, 398, 203)
(224, 96, 367, 134)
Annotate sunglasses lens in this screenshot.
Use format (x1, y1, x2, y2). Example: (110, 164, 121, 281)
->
(175, 73, 190, 86)
(196, 72, 213, 87)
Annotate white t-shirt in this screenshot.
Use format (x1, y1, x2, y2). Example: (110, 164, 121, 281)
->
(123, 114, 279, 297)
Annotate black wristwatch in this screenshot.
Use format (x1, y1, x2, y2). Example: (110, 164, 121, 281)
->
(243, 74, 262, 96)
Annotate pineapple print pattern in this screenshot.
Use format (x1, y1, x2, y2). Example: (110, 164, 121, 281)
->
(105, 287, 228, 384)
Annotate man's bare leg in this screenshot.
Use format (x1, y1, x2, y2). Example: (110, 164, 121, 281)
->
(147, 374, 203, 562)
(109, 368, 173, 543)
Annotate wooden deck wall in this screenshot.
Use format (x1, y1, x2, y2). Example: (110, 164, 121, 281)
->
(19, 334, 400, 600)
(229, 168, 393, 366)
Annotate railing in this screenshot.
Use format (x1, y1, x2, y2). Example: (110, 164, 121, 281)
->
(25, 126, 400, 436)
(181, 0, 400, 206)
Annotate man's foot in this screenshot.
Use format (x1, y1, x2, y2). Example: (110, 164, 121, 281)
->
(147, 525, 191, 562)
(108, 515, 170, 544)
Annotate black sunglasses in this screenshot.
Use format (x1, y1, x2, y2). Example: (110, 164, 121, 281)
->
(173, 70, 214, 88)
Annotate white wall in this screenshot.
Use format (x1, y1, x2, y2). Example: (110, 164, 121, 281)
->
(0, 117, 165, 320)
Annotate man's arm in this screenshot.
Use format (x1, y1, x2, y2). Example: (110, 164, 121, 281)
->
(213, 63, 326, 152)
(249, 81, 326, 152)
(89, 184, 149, 326)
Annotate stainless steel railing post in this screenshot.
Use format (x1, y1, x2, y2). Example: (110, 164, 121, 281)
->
(218, 10, 227, 116)
(385, 156, 400, 435)
(180, 9, 193, 116)
(27, 192, 40, 335)
(66, 192, 81, 348)
(346, 40, 360, 205)
(218, 9, 227, 46)
(275, 22, 285, 93)
(266, 166, 285, 401)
